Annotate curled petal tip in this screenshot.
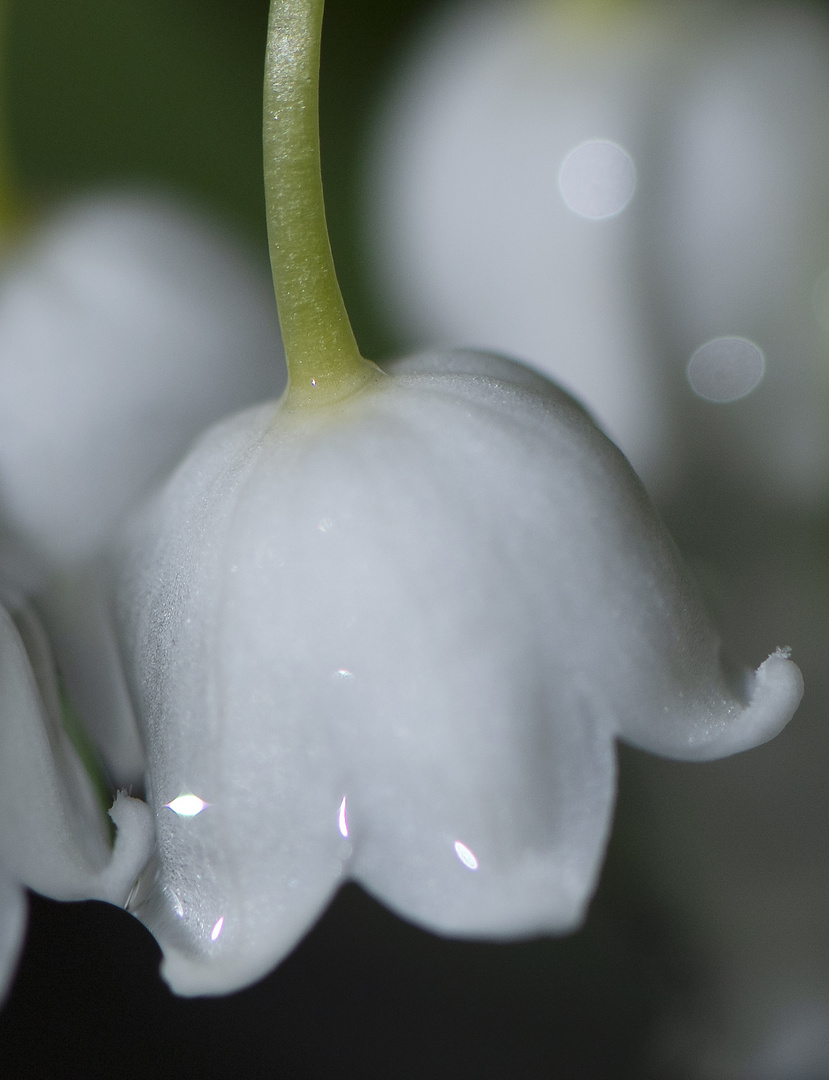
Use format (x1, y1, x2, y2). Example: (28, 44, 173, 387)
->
(738, 648, 804, 752)
(680, 649, 803, 764)
(94, 794, 155, 908)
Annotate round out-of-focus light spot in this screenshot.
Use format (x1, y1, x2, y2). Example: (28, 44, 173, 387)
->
(211, 916, 225, 942)
(686, 337, 765, 403)
(165, 793, 209, 817)
(558, 139, 637, 220)
(453, 840, 479, 871)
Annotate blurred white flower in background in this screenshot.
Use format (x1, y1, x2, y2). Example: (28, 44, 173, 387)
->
(0, 191, 285, 784)
(365, 0, 829, 1075)
(367, 0, 829, 508)
(650, 4, 829, 509)
(0, 190, 285, 579)
(368, 0, 676, 487)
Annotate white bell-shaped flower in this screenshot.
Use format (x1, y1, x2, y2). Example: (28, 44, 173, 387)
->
(95, 0, 801, 997)
(3, 0, 802, 1009)
(113, 348, 802, 996)
(367, 0, 829, 507)
(0, 598, 153, 1003)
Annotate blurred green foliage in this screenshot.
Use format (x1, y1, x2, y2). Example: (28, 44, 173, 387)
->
(6, 0, 829, 356)
(5, 0, 443, 356)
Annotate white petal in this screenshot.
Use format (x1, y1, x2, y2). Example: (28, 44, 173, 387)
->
(0, 602, 153, 906)
(111, 351, 799, 994)
(622, 648, 804, 764)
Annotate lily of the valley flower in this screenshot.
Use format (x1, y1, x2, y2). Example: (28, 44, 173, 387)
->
(367, 0, 829, 508)
(94, 0, 801, 997)
(0, 597, 153, 1004)
(116, 345, 802, 996)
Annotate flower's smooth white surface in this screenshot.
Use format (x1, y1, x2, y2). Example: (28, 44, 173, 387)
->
(367, 0, 829, 507)
(0, 190, 286, 577)
(0, 599, 153, 1002)
(110, 350, 801, 996)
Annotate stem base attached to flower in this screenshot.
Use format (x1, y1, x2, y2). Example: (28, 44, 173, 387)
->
(263, 0, 380, 408)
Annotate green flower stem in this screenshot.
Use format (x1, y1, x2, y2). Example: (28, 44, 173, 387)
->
(264, 0, 379, 408)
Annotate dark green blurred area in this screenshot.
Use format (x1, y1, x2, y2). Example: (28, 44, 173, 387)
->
(9, 0, 826, 356)
(10, 0, 829, 356)
(6, 0, 445, 358)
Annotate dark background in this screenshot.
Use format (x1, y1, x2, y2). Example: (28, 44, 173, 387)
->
(1, 765, 680, 1079)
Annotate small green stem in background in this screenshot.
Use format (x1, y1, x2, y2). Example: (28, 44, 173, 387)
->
(59, 683, 115, 841)
(264, 0, 379, 408)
